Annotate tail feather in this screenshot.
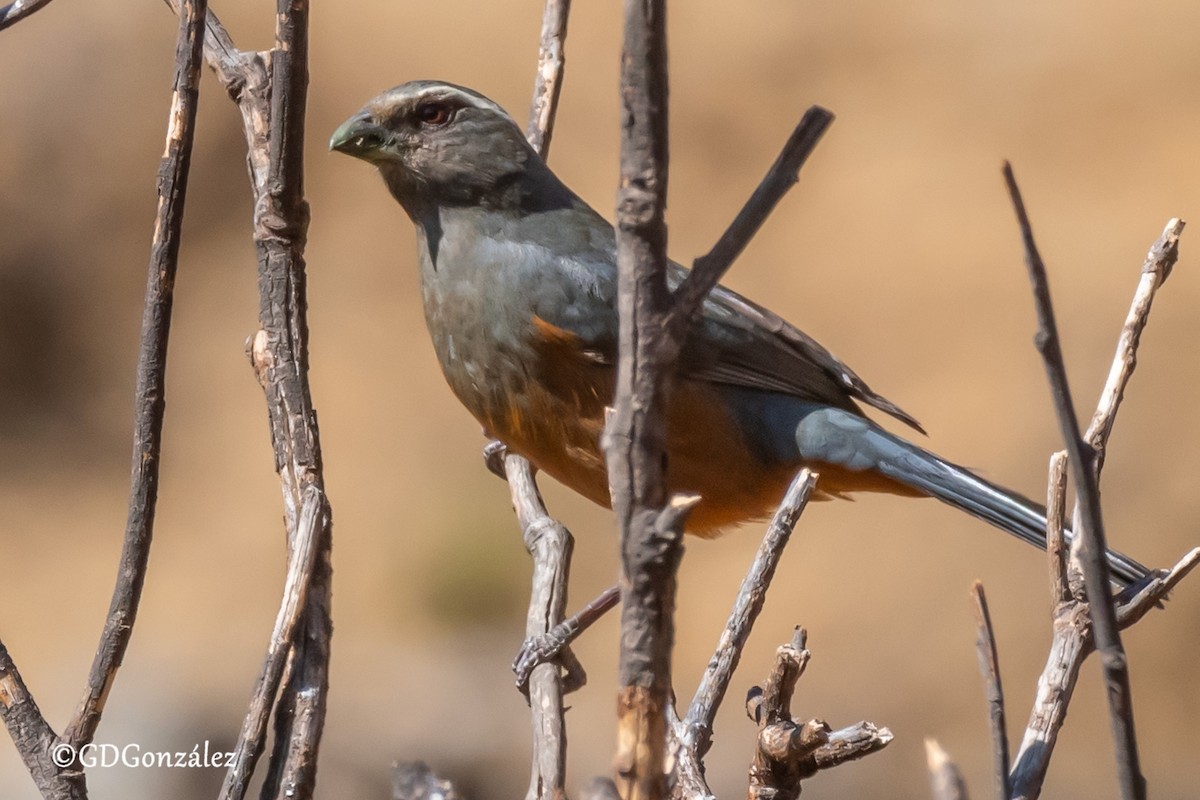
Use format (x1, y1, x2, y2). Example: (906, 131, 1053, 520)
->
(874, 444, 1149, 587)
(794, 407, 1150, 588)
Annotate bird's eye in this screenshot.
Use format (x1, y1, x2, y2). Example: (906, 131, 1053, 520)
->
(415, 102, 453, 127)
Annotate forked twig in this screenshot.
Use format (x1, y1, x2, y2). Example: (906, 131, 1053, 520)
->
(159, 2, 333, 797)
(1000, 216, 1195, 800)
(743, 629, 892, 800)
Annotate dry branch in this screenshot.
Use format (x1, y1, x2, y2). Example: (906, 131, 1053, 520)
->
(0, 2, 206, 796)
(969, 583, 1009, 800)
(65, 0, 207, 752)
(1008, 547, 1198, 800)
(0, 642, 85, 799)
(526, 0, 571, 159)
(925, 739, 969, 800)
(220, 486, 327, 800)
(992, 216, 1195, 800)
(668, 107, 832, 337)
(159, 1, 333, 797)
(503, 455, 573, 800)
(1003, 162, 1143, 799)
(681, 470, 817, 760)
(0, 0, 54, 32)
(1084, 219, 1184, 470)
(743, 629, 892, 800)
(607, 3, 679, 800)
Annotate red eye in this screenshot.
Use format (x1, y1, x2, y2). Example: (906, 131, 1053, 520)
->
(415, 102, 453, 126)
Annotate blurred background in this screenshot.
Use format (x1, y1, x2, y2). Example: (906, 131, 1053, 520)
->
(2, 1, 1198, 797)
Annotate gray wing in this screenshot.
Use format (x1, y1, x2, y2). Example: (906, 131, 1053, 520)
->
(684, 275, 926, 433)
(521, 203, 924, 433)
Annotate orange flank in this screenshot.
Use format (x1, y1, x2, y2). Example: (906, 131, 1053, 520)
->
(473, 315, 924, 537)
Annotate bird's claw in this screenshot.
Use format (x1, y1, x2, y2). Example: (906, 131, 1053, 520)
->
(513, 632, 587, 698)
(483, 439, 508, 479)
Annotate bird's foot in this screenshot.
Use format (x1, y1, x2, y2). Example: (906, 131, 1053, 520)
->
(512, 585, 620, 697)
(483, 439, 508, 479)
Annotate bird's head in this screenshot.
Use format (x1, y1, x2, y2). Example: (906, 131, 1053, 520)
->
(330, 81, 536, 215)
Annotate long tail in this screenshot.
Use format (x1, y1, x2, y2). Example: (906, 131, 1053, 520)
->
(795, 407, 1150, 588)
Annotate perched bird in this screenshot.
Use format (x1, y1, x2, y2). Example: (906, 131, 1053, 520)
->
(330, 80, 1148, 586)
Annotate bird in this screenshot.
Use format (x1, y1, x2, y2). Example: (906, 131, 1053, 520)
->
(330, 79, 1149, 587)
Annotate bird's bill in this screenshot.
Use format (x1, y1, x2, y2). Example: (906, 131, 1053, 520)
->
(329, 114, 395, 162)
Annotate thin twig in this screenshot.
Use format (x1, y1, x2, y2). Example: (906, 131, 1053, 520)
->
(0, 0, 53, 32)
(526, 0, 571, 159)
(668, 106, 834, 336)
(1009, 546, 1198, 800)
(1003, 162, 1143, 800)
(1045, 452, 1071, 605)
(0, 642, 85, 799)
(809, 723, 893, 771)
(504, 455, 572, 800)
(970, 583, 1009, 800)
(1084, 218, 1185, 472)
(682, 469, 817, 759)
(64, 0, 208, 751)
(925, 739, 970, 800)
(220, 486, 326, 800)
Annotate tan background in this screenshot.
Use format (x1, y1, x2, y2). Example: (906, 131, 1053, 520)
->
(2, 1, 1198, 797)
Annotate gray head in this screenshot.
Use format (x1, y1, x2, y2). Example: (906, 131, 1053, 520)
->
(330, 81, 564, 217)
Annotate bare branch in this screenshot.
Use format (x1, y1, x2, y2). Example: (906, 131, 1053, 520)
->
(0, 642, 85, 799)
(1009, 545, 1199, 799)
(526, 0, 571, 159)
(1045, 452, 1071, 606)
(220, 486, 327, 800)
(1003, 162, 1143, 800)
(668, 107, 834, 335)
(742, 629, 892, 800)
(162, 0, 332, 795)
(925, 739, 970, 800)
(1084, 218, 1185, 471)
(504, 455, 572, 800)
(809, 723, 892, 771)
(969, 583, 1009, 800)
(64, 0, 208, 751)
(683, 470, 817, 758)
(251, 3, 332, 794)
(1009, 216, 1194, 798)
(0, 0, 54, 32)
(608, 2, 678, 800)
